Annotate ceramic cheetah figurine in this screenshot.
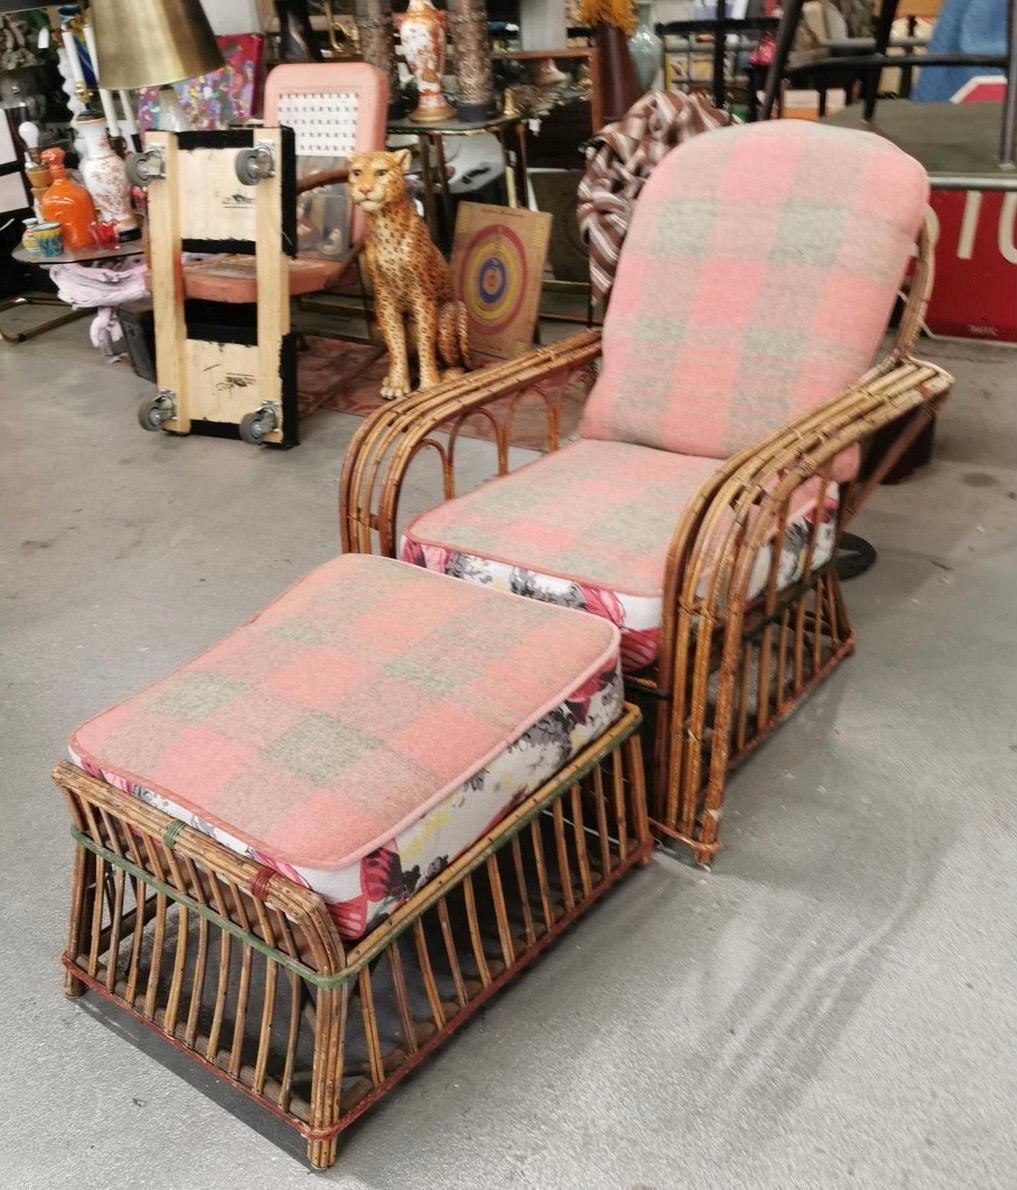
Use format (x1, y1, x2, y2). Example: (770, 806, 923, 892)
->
(349, 148, 471, 400)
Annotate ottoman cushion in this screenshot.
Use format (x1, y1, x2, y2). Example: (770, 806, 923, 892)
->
(69, 555, 623, 938)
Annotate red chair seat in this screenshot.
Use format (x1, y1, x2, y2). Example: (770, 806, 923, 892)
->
(182, 254, 347, 303)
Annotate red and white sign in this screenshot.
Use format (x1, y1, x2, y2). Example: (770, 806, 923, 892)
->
(923, 76, 1017, 343)
(950, 75, 1007, 105)
(926, 190, 1017, 342)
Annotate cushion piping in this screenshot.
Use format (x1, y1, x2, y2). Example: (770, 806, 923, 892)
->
(68, 557, 621, 871)
(403, 466, 832, 599)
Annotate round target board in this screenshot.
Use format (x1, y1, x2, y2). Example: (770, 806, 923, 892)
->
(455, 222, 529, 338)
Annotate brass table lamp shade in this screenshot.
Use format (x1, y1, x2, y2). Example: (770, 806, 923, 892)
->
(90, 0, 224, 90)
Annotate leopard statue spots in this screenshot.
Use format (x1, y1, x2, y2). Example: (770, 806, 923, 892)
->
(349, 148, 471, 400)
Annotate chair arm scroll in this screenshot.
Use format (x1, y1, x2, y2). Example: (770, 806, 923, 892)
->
(667, 352, 953, 634)
(656, 352, 952, 838)
(339, 330, 603, 556)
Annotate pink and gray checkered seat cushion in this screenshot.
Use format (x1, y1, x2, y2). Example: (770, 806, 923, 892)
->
(402, 439, 838, 672)
(69, 556, 622, 937)
(580, 121, 928, 459)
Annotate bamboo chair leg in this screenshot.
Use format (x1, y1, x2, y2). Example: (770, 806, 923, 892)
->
(307, 1131, 339, 1169)
(64, 837, 93, 998)
(627, 735, 652, 868)
(306, 985, 346, 1170)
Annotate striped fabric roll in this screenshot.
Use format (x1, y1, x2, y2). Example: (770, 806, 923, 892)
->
(577, 89, 731, 306)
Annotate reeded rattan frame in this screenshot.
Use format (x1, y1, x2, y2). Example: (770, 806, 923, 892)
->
(56, 706, 649, 1169)
(339, 218, 953, 863)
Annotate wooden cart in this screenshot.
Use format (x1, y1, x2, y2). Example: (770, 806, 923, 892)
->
(133, 126, 330, 446)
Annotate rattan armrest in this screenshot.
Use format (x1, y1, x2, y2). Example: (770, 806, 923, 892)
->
(665, 351, 953, 625)
(339, 329, 602, 555)
(655, 352, 952, 838)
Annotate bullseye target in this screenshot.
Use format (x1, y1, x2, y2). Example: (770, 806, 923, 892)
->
(456, 223, 528, 335)
(451, 204, 552, 359)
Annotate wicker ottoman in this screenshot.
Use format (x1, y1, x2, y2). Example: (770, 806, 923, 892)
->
(55, 555, 650, 1167)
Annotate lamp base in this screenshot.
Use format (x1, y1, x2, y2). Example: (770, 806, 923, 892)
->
(455, 100, 497, 123)
(156, 85, 191, 133)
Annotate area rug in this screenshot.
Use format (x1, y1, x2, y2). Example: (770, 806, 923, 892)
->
(297, 336, 592, 451)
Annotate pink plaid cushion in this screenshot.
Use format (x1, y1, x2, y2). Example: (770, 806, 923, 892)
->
(580, 121, 928, 458)
(403, 439, 837, 672)
(407, 440, 719, 597)
(69, 556, 619, 872)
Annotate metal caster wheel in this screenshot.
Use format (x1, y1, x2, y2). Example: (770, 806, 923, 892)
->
(125, 146, 166, 187)
(235, 142, 275, 186)
(137, 392, 175, 432)
(239, 403, 279, 445)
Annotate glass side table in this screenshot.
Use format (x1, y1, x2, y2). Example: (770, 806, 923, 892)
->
(4, 240, 144, 345)
(387, 110, 534, 249)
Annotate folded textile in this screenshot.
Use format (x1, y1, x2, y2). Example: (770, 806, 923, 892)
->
(88, 306, 122, 355)
(48, 258, 149, 309)
(577, 90, 731, 306)
(48, 259, 149, 356)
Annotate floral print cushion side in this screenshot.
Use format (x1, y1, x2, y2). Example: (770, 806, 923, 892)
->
(69, 659, 624, 940)
(402, 493, 838, 674)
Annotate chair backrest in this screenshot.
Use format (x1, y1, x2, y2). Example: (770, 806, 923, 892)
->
(579, 120, 928, 460)
(263, 62, 389, 255)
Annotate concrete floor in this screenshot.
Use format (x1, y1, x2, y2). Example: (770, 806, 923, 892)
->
(1, 314, 1015, 1189)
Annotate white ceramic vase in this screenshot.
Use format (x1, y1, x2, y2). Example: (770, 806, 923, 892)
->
(78, 117, 139, 237)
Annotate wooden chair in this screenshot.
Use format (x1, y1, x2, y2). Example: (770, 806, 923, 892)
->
(339, 120, 954, 864)
(182, 62, 390, 306)
(263, 61, 389, 280)
(180, 60, 387, 304)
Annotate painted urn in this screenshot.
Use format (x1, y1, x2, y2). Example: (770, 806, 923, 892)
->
(398, 0, 455, 123)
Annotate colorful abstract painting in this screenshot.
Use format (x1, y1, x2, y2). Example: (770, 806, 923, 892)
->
(137, 34, 264, 132)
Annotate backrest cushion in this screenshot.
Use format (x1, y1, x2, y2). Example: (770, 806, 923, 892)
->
(579, 120, 928, 459)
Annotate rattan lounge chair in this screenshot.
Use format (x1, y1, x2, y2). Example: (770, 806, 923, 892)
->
(339, 120, 954, 864)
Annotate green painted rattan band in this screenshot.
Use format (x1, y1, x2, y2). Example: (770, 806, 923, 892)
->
(68, 708, 641, 990)
(162, 820, 184, 850)
(68, 827, 340, 987)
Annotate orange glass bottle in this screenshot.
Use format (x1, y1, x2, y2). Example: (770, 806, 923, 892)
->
(39, 147, 97, 251)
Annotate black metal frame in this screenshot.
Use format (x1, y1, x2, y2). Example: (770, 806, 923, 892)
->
(656, 12, 780, 112)
(759, 0, 1017, 169)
